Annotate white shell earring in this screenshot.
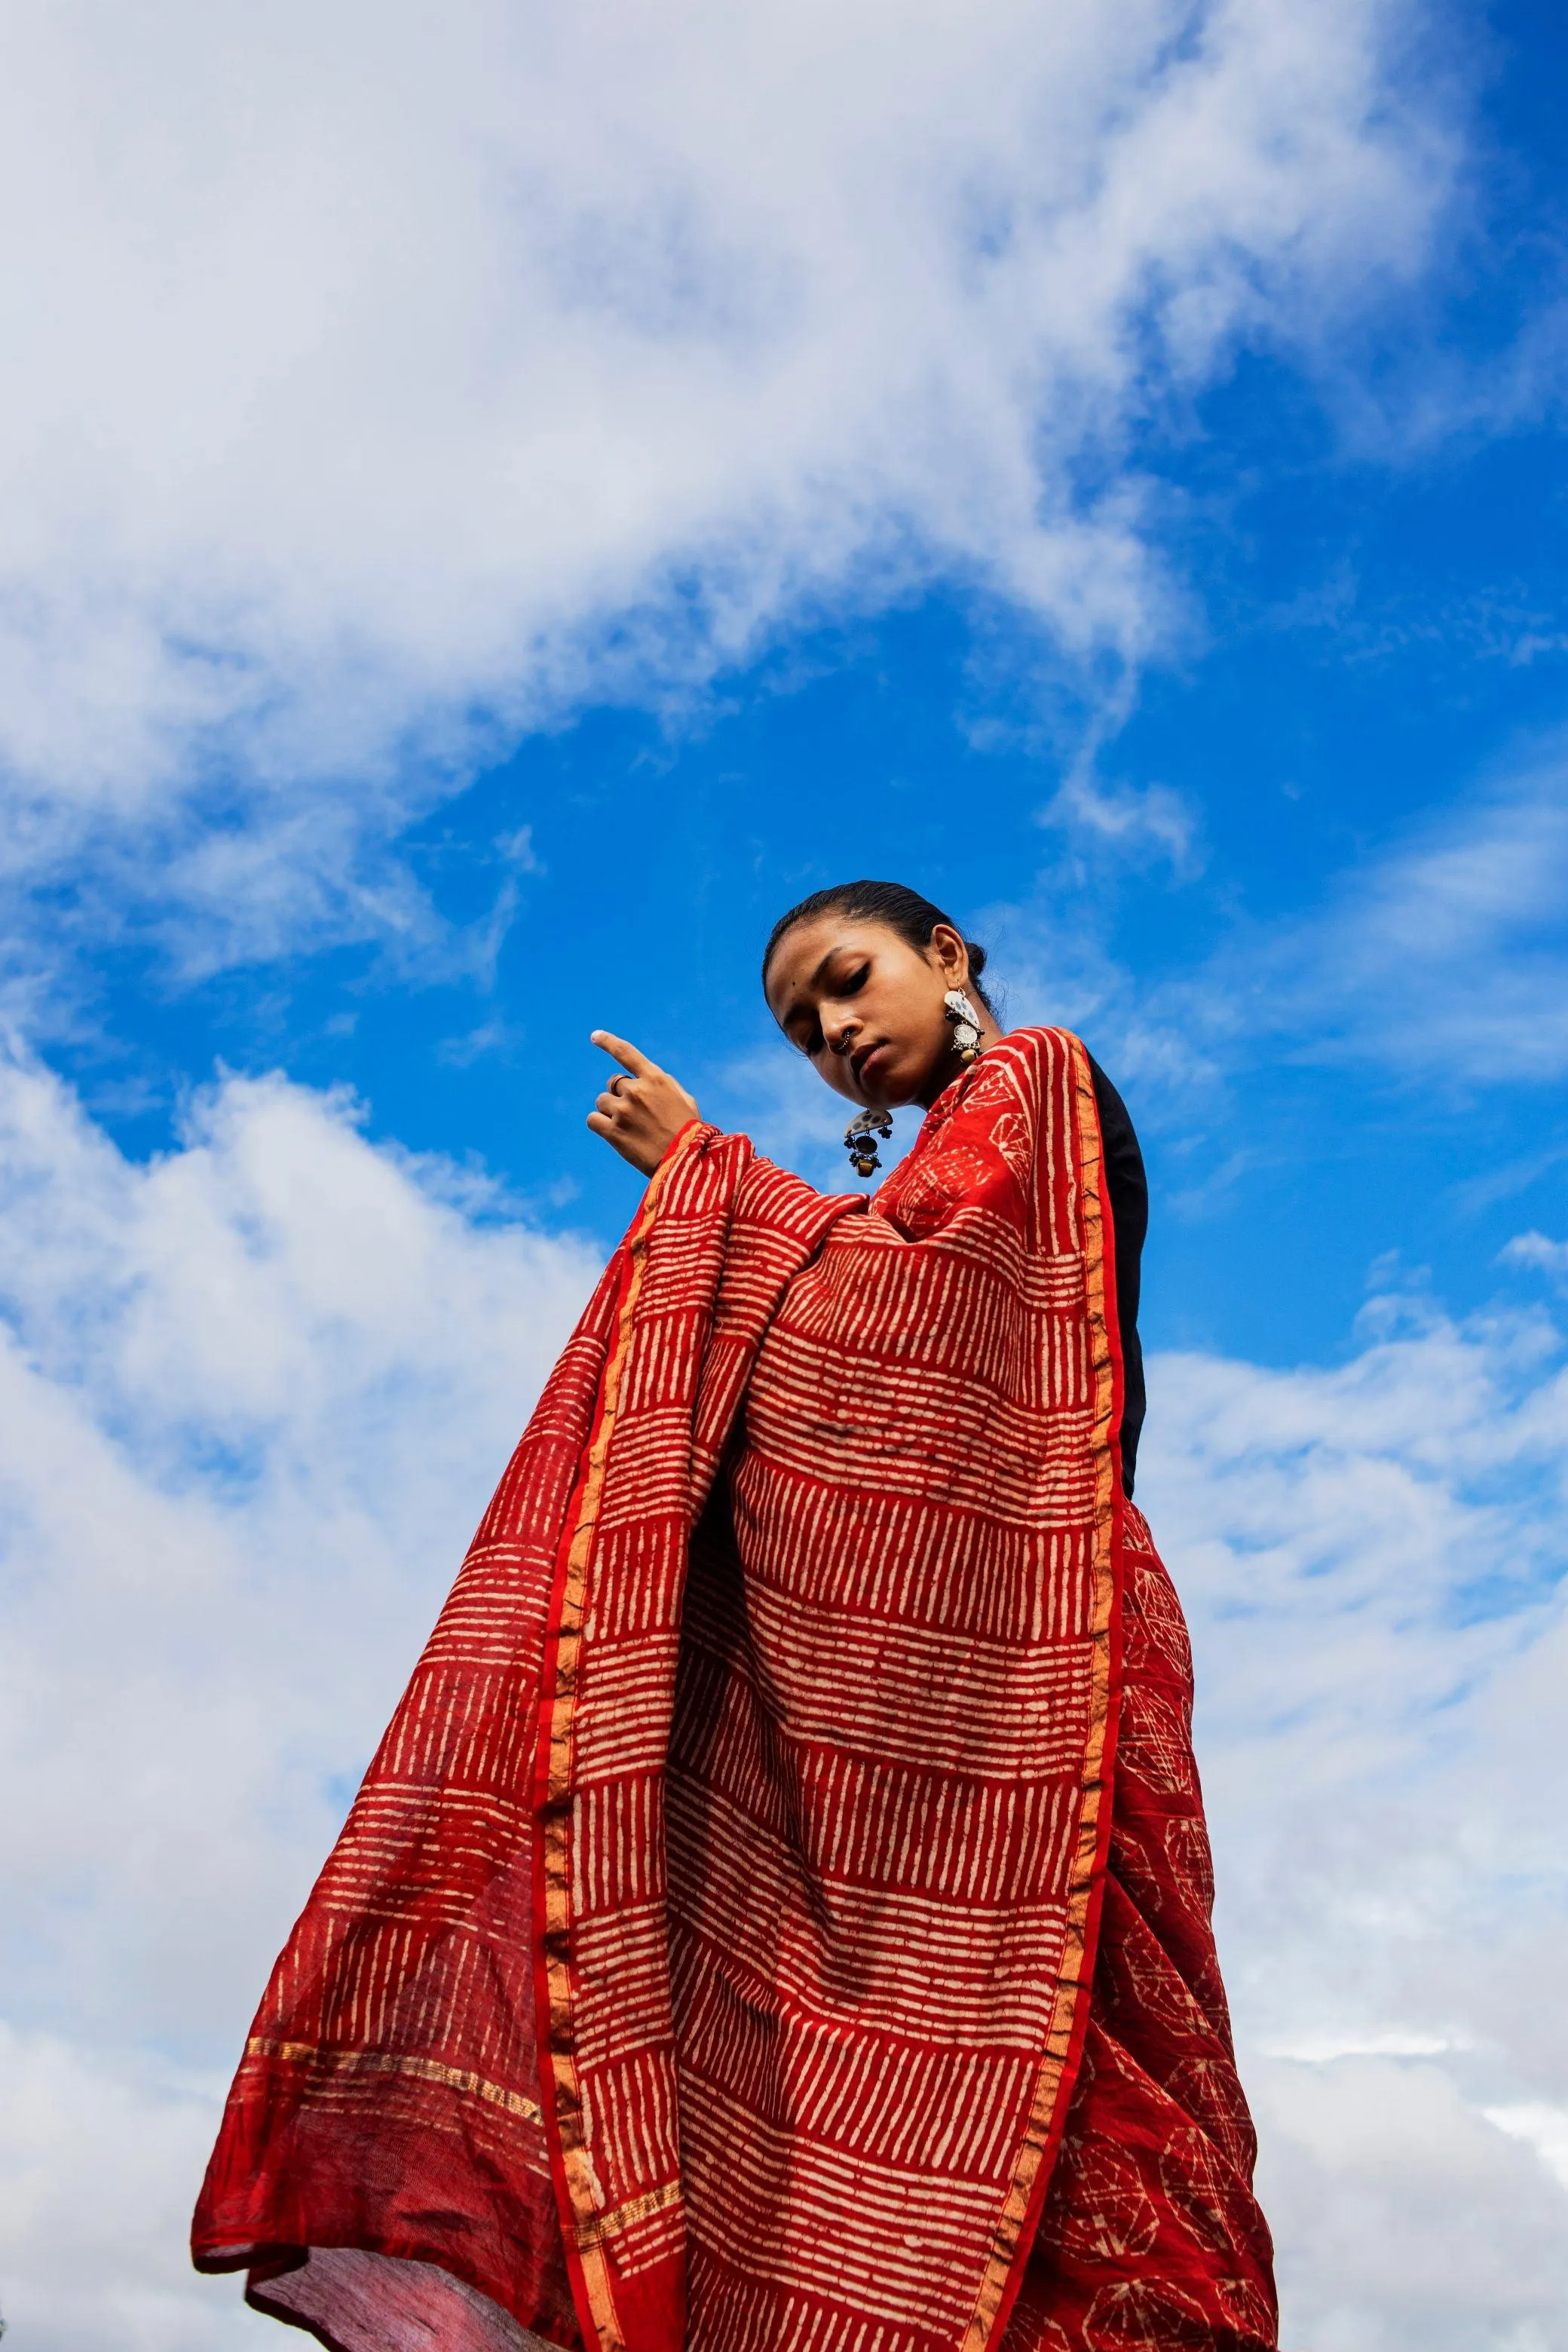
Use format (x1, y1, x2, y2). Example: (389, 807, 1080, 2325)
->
(944, 988, 983, 1064)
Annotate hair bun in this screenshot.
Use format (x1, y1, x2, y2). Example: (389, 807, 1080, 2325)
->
(966, 942, 988, 978)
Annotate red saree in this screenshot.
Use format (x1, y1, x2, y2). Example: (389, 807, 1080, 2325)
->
(192, 1027, 1276, 2352)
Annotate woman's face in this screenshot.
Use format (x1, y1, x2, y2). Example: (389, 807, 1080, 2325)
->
(764, 915, 982, 1111)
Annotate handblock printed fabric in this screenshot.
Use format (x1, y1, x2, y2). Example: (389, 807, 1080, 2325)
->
(192, 1028, 1276, 2352)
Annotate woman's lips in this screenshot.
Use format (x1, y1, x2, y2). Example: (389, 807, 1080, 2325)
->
(852, 1043, 890, 1085)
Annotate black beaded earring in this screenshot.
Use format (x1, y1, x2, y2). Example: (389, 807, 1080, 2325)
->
(844, 1108, 893, 1178)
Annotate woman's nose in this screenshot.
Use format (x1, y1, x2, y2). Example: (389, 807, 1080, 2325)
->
(822, 1010, 857, 1056)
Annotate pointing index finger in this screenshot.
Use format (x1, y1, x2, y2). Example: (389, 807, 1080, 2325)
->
(590, 1030, 656, 1077)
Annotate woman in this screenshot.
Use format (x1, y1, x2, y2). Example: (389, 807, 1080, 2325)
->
(193, 883, 1277, 2352)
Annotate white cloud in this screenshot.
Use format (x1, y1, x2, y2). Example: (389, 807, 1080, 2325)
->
(1042, 772, 1206, 877)
(1485, 2103, 1568, 2196)
(0, 2028, 256, 2352)
(0, 0, 1449, 956)
(2, 1061, 1564, 2347)
(1503, 1231, 1568, 1280)
(1251, 2056, 1568, 2352)
(0, 1050, 602, 2069)
(1246, 758, 1568, 1084)
(1138, 1288, 1568, 2350)
(982, 747, 1568, 1114)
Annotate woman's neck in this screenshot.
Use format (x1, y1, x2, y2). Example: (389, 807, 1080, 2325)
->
(917, 1007, 1006, 1108)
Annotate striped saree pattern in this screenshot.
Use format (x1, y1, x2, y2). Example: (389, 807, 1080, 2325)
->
(191, 1028, 1275, 2352)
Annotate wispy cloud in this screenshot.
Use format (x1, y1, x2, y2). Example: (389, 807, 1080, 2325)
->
(1503, 1230, 1568, 1280)
(1042, 772, 1206, 877)
(987, 742, 1568, 1116)
(0, 0, 1453, 963)
(1208, 751, 1568, 1086)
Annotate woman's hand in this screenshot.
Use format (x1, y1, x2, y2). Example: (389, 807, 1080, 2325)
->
(586, 1033, 700, 1176)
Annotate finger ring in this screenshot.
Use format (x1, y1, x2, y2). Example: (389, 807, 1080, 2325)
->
(610, 1074, 631, 1097)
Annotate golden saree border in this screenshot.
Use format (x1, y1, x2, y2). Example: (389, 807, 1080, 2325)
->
(957, 1029, 1126, 2352)
(243, 2036, 544, 2124)
(533, 1123, 704, 2352)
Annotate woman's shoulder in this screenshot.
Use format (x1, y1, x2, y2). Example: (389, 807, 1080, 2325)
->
(976, 1024, 1095, 1095)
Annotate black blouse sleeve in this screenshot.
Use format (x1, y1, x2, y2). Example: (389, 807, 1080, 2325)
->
(1086, 1053, 1148, 1498)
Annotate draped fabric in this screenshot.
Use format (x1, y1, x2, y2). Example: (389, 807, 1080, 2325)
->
(192, 1028, 1275, 2352)
(1000, 1506, 1276, 2350)
(872, 1067, 1276, 2351)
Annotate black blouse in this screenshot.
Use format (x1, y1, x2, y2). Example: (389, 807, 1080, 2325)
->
(1086, 1055, 1148, 1497)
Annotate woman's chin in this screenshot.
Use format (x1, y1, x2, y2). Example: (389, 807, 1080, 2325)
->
(887, 1049, 957, 1107)
(854, 1064, 907, 1110)
(871, 1075, 931, 1113)
(836, 1044, 937, 1110)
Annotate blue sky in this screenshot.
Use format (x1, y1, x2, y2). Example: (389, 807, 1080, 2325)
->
(2, 2, 1567, 2348)
(38, 0, 1568, 1363)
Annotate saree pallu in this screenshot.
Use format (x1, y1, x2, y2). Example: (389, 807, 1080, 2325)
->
(192, 1027, 1276, 2352)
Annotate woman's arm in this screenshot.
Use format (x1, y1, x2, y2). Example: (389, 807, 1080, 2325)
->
(586, 1031, 702, 1176)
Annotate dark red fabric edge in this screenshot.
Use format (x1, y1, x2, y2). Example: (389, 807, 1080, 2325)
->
(192, 2245, 300, 2276)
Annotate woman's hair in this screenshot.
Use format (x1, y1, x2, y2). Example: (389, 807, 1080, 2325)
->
(761, 880, 994, 1012)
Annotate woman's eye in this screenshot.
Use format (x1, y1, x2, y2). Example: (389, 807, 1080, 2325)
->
(838, 962, 870, 996)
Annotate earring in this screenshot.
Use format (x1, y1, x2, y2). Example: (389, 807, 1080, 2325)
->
(844, 1107, 893, 1178)
(944, 988, 983, 1064)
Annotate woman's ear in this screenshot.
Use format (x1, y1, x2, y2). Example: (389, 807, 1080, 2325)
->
(929, 923, 968, 987)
